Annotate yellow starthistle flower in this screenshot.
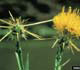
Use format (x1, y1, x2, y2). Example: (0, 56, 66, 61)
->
(52, 6, 80, 53)
(53, 6, 80, 37)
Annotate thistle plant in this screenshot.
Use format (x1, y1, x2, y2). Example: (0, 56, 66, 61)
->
(0, 11, 52, 70)
(52, 6, 80, 70)
(0, 6, 80, 70)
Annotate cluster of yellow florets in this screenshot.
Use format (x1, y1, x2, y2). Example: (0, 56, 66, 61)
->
(53, 6, 80, 37)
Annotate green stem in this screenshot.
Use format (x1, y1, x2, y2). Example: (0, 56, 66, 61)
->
(15, 33, 24, 70)
(54, 39, 64, 70)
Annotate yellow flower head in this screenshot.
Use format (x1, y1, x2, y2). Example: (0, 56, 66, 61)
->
(53, 6, 80, 36)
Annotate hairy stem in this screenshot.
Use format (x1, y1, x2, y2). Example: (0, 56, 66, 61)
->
(54, 39, 64, 70)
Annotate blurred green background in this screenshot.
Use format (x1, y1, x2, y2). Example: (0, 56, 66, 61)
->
(0, 0, 80, 70)
(0, 40, 80, 70)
